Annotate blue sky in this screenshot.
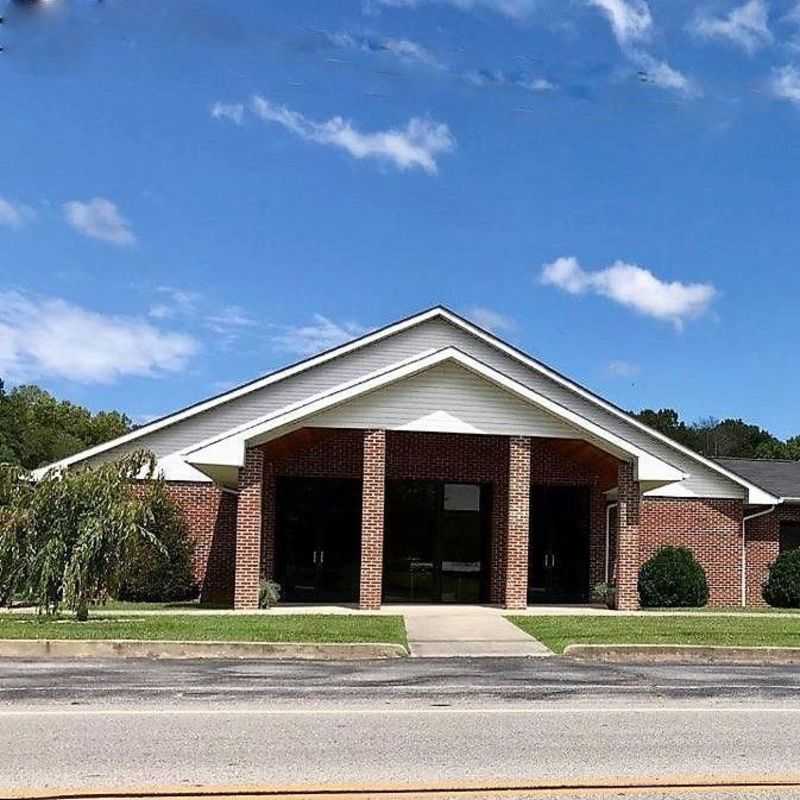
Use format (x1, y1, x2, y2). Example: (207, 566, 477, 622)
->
(2, 0, 800, 435)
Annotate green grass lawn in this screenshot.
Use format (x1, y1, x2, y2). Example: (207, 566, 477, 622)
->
(507, 615, 800, 654)
(0, 614, 407, 646)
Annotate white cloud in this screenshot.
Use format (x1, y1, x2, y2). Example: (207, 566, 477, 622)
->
(608, 359, 640, 377)
(210, 102, 245, 125)
(770, 64, 800, 105)
(540, 256, 717, 329)
(249, 96, 455, 174)
(272, 315, 368, 356)
(466, 307, 516, 333)
(690, 0, 772, 54)
(0, 292, 198, 384)
(630, 50, 699, 96)
(63, 197, 136, 246)
(367, 0, 538, 20)
(586, 0, 652, 46)
(0, 196, 35, 228)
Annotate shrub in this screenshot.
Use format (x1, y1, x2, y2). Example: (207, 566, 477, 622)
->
(762, 549, 800, 608)
(116, 482, 197, 603)
(259, 579, 281, 609)
(638, 546, 709, 608)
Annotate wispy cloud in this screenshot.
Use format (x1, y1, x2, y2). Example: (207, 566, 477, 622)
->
(272, 315, 368, 356)
(210, 102, 245, 125)
(0, 196, 35, 229)
(690, 0, 772, 54)
(630, 51, 699, 96)
(464, 68, 556, 92)
(148, 287, 201, 320)
(608, 359, 640, 378)
(583, 1, 696, 97)
(0, 292, 198, 384)
(586, 0, 652, 46)
(63, 197, 136, 246)
(204, 305, 258, 335)
(466, 306, 517, 333)
(325, 31, 443, 68)
(770, 64, 800, 105)
(366, 0, 538, 21)
(248, 96, 455, 174)
(540, 256, 717, 330)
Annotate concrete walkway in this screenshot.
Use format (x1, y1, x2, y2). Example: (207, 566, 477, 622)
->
(402, 605, 552, 657)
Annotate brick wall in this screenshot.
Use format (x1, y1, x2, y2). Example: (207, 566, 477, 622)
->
(745, 505, 800, 606)
(639, 497, 743, 607)
(162, 482, 237, 604)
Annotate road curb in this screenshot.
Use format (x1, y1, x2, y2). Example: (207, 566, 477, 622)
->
(564, 643, 800, 664)
(0, 638, 408, 661)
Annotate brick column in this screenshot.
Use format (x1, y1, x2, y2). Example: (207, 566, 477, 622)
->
(234, 447, 263, 610)
(261, 460, 276, 582)
(360, 429, 386, 610)
(504, 436, 531, 610)
(616, 460, 641, 611)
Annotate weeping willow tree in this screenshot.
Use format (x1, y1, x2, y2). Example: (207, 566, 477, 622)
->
(0, 450, 167, 620)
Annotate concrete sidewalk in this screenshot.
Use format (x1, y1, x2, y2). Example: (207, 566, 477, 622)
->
(403, 605, 552, 657)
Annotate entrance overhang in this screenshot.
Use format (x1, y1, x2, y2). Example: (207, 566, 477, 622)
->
(183, 347, 686, 491)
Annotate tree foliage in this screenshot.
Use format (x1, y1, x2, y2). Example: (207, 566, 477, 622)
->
(0, 380, 131, 470)
(632, 407, 800, 460)
(0, 451, 168, 619)
(116, 482, 197, 603)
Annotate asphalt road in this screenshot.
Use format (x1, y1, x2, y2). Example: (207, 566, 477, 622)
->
(3, 657, 800, 797)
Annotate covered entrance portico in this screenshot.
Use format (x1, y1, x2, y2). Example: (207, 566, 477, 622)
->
(184, 348, 685, 611)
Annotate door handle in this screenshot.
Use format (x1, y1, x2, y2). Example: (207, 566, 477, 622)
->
(313, 550, 318, 565)
(319, 550, 325, 565)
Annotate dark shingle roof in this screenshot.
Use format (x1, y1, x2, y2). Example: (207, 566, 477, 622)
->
(715, 458, 800, 500)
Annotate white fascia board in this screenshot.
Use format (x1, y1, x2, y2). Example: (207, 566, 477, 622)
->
(185, 347, 685, 486)
(435, 309, 780, 505)
(36, 308, 447, 474)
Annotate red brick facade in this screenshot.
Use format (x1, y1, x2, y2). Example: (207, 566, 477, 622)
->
(162, 482, 237, 604)
(161, 428, 793, 610)
(639, 497, 743, 607)
(745, 505, 800, 606)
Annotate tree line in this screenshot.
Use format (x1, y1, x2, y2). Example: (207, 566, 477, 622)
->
(0, 378, 798, 469)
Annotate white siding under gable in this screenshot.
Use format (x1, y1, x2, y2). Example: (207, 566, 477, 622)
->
(307, 361, 578, 438)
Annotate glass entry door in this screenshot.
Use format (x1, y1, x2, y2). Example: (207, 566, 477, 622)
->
(276, 477, 362, 603)
(383, 480, 490, 603)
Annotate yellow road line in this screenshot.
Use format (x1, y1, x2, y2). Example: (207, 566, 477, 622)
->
(6, 775, 800, 800)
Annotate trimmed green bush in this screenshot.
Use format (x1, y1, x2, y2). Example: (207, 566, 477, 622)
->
(638, 546, 709, 608)
(762, 549, 800, 608)
(116, 484, 197, 603)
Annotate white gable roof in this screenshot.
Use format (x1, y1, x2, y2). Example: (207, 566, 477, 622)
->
(34, 306, 779, 505)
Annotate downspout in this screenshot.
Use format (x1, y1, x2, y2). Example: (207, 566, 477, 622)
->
(741, 504, 777, 607)
(605, 502, 618, 584)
